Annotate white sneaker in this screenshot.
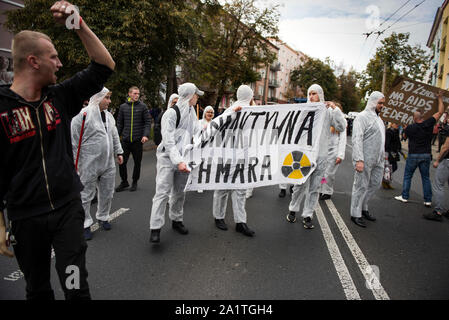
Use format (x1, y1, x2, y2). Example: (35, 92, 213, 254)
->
(424, 202, 432, 207)
(245, 189, 253, 199)
(197, 190, 203, 193)
(394, 195, 408, 203)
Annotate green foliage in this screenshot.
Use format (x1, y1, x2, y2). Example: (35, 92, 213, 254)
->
(290, 57, 338, 101)
(359, 32, 430, 98)
(181, 0, 280, 106)
(5, 0, 196, 110)
(337, 70, 362, 113)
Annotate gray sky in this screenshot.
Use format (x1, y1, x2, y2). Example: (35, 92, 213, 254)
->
(269, 0, 441, 72)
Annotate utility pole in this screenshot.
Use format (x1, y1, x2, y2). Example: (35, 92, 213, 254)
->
(381, 63, 387, 94)
(262, 64, 269, 105)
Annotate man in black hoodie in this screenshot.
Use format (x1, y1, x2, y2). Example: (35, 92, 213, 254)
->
(0, 1, 115, 300)
(116, 86, 151, 192)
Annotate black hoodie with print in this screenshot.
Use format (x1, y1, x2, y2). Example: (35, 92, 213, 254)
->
(0, 61, 113, 221)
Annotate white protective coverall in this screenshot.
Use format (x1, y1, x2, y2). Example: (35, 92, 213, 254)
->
(213, 85, 253, 223)
(150, 83, 203, 230)
(71, 87, 123, 228)
(350, 91, 386, 218)
(288, 84, 347, 217)
(320, 126, 347, 196)
(167, 93, 179, 109)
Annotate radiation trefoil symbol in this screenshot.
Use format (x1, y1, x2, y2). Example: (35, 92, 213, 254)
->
(282, 151, 312, 179)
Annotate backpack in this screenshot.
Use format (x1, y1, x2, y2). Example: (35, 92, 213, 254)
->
(154, 105, 181, 146)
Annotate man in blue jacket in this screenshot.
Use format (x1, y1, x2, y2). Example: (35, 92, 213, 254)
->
(0, 1, 115, 300)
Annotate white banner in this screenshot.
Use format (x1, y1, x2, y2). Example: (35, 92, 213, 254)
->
(184, 103, 327, 191)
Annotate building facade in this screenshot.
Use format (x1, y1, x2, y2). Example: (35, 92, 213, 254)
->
(0, 0, 24, 84)
(250, 40, 280, 105)
(268, 38, 305, 103)
(427, 1, 449, 89)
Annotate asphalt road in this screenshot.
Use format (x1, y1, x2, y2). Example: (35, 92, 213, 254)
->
(1, 138, 449, 300)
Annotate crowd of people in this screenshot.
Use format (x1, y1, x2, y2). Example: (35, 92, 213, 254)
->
(0, 0, 448, 301)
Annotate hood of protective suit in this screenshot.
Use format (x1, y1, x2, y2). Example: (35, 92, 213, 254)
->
(307, 84, 325, 103)
(85, 87, 110, 127)
(364, 91, 384, 113)
(72, 87, 123, 177)
(177, 83, 204, 111)
(230, 85, 253, 108)
(202, 105, 214, 120)
(167, 93, 179, 109)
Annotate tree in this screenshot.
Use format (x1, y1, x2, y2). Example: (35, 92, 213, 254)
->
(290, 57, 338, 101)
(359, 32, 430, 98)
(180, 0, 280, 108)
(5, 0, 196, 110)
(337, 69, 362, 113)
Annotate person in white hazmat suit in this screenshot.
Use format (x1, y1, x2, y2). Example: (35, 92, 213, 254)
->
(286, 84, 346, 229)
(213, 85, 256, 237)
(319, 103, 347, 200)
(197, 106, 215, 194)
(149, 83, 205, 243)
(350, 91, 386, 228)
(71, 88, 124, 241)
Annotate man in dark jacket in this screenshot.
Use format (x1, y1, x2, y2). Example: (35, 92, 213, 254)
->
(0, 0, 115, 300)
(116, 86, 151, 192)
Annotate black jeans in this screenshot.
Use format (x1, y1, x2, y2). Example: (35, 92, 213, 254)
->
(11, 198, 91, 300)
(119, 140, 143, 183)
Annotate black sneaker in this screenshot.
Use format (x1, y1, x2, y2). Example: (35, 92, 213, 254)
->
(235, 223, 255, 237)
(279, 189, 286, 198)
(215, 219, 228, 231)
(84, 227, 92, 241)
(99, 220, 112, 231)
(319, 194, 331, 201)
(362, 210, 376, 222)
(115, 181, 129, 192)
(172, 221, 189, 235)
(302, 217, 314, 229)
(130, 181, 137, 192)
(286, 212, 296, 223)
(423, 211, 443, 222)
(150, 229, 160, 243)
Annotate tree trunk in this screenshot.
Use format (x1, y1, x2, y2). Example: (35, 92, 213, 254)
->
(165, 64, 177, 108)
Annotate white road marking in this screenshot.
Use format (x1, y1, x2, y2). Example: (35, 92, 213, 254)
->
(315, 204, 361, 300)
(3, 208, 129, 282)
(324, 199, 390, 300)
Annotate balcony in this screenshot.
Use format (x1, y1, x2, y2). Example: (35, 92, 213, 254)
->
(270, 61, 281, 72)
(440, 37, 446, 52)
(268, 79, 280, 88)
(268, 97, 278, 103)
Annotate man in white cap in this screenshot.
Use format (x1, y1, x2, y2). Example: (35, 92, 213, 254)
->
(350, 91, 386, 228)
(286, 84, 346, 229)
(149, 82, 204, 243)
